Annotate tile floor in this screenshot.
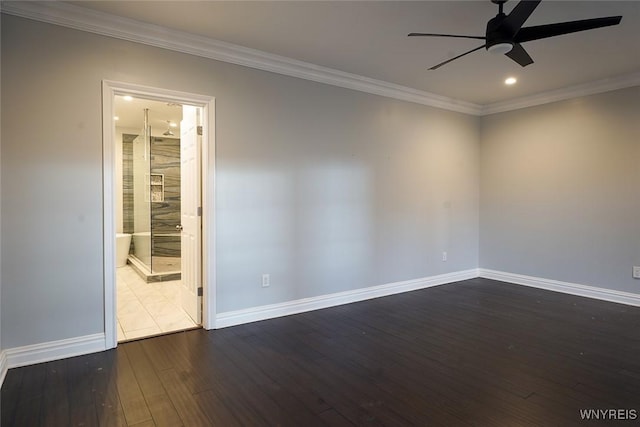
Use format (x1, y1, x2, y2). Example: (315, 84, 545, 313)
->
(116, 265, 198, 341)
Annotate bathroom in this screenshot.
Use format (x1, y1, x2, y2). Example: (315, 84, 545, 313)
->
(114, 95, 198, 341)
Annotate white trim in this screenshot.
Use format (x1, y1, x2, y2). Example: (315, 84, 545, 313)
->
(216, 269, 479, 328)
(101, 81, 216, 344)
(1, 1, 481, 115)
(3, 2, 639, 116)
(102, 81, 116, 349)
(4, 334, 106, 369)
(481, 73, 640, 115)
(0, 351, 8, 388)
(202, 100, 217, 330)
(479, 269, 640, 307)
(0, 268, 636, 377)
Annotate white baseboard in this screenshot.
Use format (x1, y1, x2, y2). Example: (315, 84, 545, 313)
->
(2, 267, 637, 389)
(4, 333, 106, 370)
(216, 269, 479, 328)
(479, 269, 640, 307)
(0, 350, 8, 388)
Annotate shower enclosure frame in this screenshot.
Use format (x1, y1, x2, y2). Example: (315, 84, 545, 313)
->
(130, 109, 178, 276)
(131, 108, 153, 271)
(102, 80, 216, 349)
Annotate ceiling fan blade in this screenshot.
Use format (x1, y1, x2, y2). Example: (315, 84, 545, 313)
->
(428, 45, 486, 70)
(502, 0, 542, 35)
(408, 33, 486, 40)
(505, 43, 534, 67)
(515, 16, 622, 43)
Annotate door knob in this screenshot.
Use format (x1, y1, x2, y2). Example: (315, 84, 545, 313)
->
(176, 224, 183, 231)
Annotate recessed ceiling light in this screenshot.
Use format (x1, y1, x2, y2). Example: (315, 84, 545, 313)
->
(505, 77, 517, 85)
(169, 122, 178, 128)
(123, 95, 133, 101)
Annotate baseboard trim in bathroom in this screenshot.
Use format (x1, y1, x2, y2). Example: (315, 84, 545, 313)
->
(147, 272, 182, 282)
(127, 255, 181, 282)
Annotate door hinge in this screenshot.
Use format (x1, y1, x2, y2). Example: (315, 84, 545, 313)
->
(197, 125, 203, 136)
(197, 287, 203, 296)
(197, 206, 202, 216)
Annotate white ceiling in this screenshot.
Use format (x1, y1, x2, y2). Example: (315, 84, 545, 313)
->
(70, 1, 640, 105)
(114, 95, 183, 136)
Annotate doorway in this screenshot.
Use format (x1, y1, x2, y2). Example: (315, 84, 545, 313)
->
(103, 81, 216, 348)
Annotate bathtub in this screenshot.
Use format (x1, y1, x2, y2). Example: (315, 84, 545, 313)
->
(115, 233, 132, 267)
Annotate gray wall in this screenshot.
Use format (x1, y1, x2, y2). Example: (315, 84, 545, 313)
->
(480, 88, 640, 292)
(1, 15, 480, 349)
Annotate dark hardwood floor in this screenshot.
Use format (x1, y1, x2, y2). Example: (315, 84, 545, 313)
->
(2, 278, 640, 426)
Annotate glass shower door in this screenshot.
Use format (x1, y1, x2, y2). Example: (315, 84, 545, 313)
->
(132, 110, 152, 270)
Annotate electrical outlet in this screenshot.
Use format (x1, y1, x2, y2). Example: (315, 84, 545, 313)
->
(262, 273, 270, 287)
(633, 266, 640, 279)
(442, 252, 447, 262)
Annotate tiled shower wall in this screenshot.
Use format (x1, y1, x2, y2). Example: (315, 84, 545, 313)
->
(150, 137, 181, 257)
(123, 134, 135, 235)
(122, 135, 181, 257)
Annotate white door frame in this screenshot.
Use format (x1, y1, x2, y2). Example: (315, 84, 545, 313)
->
(102, 80, 216, 349)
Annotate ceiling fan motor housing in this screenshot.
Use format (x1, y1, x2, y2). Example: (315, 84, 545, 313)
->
(486, 14, 514, 53)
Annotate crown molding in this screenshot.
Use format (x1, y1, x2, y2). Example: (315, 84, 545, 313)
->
(2, 1, 638, 117)
(481, 72, 640, 115)
(0, 1, 483, 115)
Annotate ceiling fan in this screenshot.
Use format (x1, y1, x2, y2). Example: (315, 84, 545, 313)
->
(409, 0, 622, 70)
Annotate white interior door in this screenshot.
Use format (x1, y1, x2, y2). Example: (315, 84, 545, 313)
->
(180, 105, 202, 324)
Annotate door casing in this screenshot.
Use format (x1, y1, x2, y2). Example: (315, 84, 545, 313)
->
(102, 80, 216, 348)
(179, 105, 203, 324)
